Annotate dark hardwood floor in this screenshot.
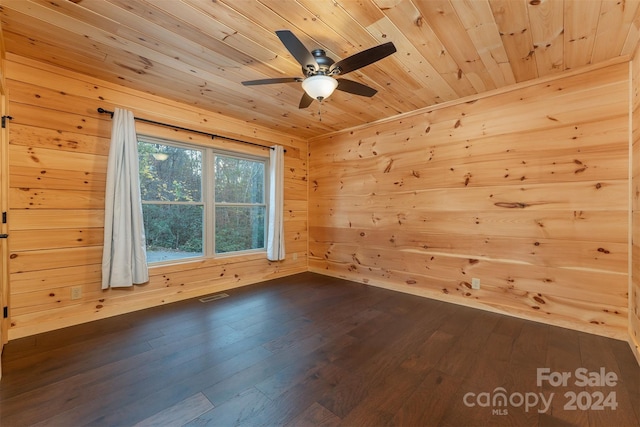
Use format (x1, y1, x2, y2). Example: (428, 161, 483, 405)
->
(1, 272, 638, 426)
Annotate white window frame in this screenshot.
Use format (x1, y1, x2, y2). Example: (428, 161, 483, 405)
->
(138, 135, 269, 265)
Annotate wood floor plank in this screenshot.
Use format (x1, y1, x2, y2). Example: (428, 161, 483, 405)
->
(235, 362, 349, 427)
(320, 300, 461, 420)
(391, 369, 463, 427)
(133, 392, 214, 427)
(458, 333, 512, 390)
(0, 272, 637, 426)
(202, 331, 330, 406)
(184, 387, 271, 427)
(284, 401, 341, 427)
(78, 345, 273, 426)
(253, 319, 370, 400)
(578, 332, 640, 427)
(51, 345, 252, 425)
(339, 336, 449, 425)
(540, 327, 589, 427)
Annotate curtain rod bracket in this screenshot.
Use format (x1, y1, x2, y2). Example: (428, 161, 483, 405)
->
(97, 107, 113, 118)
(97, 107, 282, 152)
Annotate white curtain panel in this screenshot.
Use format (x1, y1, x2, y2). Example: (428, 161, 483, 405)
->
(267, 145, 286, 261)
(101, 108, 149, 289)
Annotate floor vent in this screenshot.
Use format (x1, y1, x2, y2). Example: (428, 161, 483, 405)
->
(199, 293, 229, 303)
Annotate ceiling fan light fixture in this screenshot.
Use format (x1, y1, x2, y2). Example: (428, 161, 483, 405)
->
(302, 75, 338, 101)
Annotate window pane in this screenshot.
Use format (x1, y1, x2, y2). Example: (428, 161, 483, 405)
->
(143, 204, 204, 262)
(215, 206, 265, 253)
(215, 156, 264, 203)
(139, 141, 202, 202)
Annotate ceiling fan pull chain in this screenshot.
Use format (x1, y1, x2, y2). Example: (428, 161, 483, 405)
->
(318, 101, 322, 122)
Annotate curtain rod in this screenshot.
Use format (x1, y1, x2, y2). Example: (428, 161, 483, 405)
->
(97, 108, 281, 152)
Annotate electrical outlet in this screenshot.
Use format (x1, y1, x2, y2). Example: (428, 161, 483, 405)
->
(71, 286, 82, 300)
(292, 253, 298, 261)
(471, 278, 481, 290)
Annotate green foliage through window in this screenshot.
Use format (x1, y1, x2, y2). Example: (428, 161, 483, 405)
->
(214, 155, 266, 254)
(138, 138, 267, 263)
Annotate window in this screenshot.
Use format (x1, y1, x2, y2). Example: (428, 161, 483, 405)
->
(214, 155, 266, 253)
(138, 137, 267, 263)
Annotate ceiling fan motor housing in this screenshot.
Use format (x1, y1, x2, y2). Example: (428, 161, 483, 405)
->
(306, 49, 336, 76)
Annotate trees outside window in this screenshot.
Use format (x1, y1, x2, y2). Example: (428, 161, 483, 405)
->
(138, 137, 267, 263)
(214, 155, 265, 253)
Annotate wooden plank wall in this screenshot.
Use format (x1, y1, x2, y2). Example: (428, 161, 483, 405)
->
(0, 22, 7, 375)
(632, 45, 640, 363)
(309, 61, 630, 340)
(5, 55, 308, 339)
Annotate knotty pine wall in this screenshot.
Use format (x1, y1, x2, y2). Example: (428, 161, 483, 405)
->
(0, 40, 8, 361)
(5, 55, 308, 339)
(309, 60, 630, 340)
(632, 46, 640, 362)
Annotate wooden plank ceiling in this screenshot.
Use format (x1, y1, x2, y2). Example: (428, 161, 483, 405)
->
(1, 0, 639, 139)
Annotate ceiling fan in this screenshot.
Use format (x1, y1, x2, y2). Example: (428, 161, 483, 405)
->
(242, 30, 397, 109)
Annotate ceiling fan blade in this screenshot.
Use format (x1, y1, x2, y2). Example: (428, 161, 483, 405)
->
(242, 77, 302, 86)
(276, 30, 318, 71)
(336, 79, 377, 97)
(330, 42, 396, 75)
(299, 92, 314, 109)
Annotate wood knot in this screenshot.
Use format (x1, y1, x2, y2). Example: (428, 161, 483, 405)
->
(533, 296, 545, 304)
(494, 202, 530, 209)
